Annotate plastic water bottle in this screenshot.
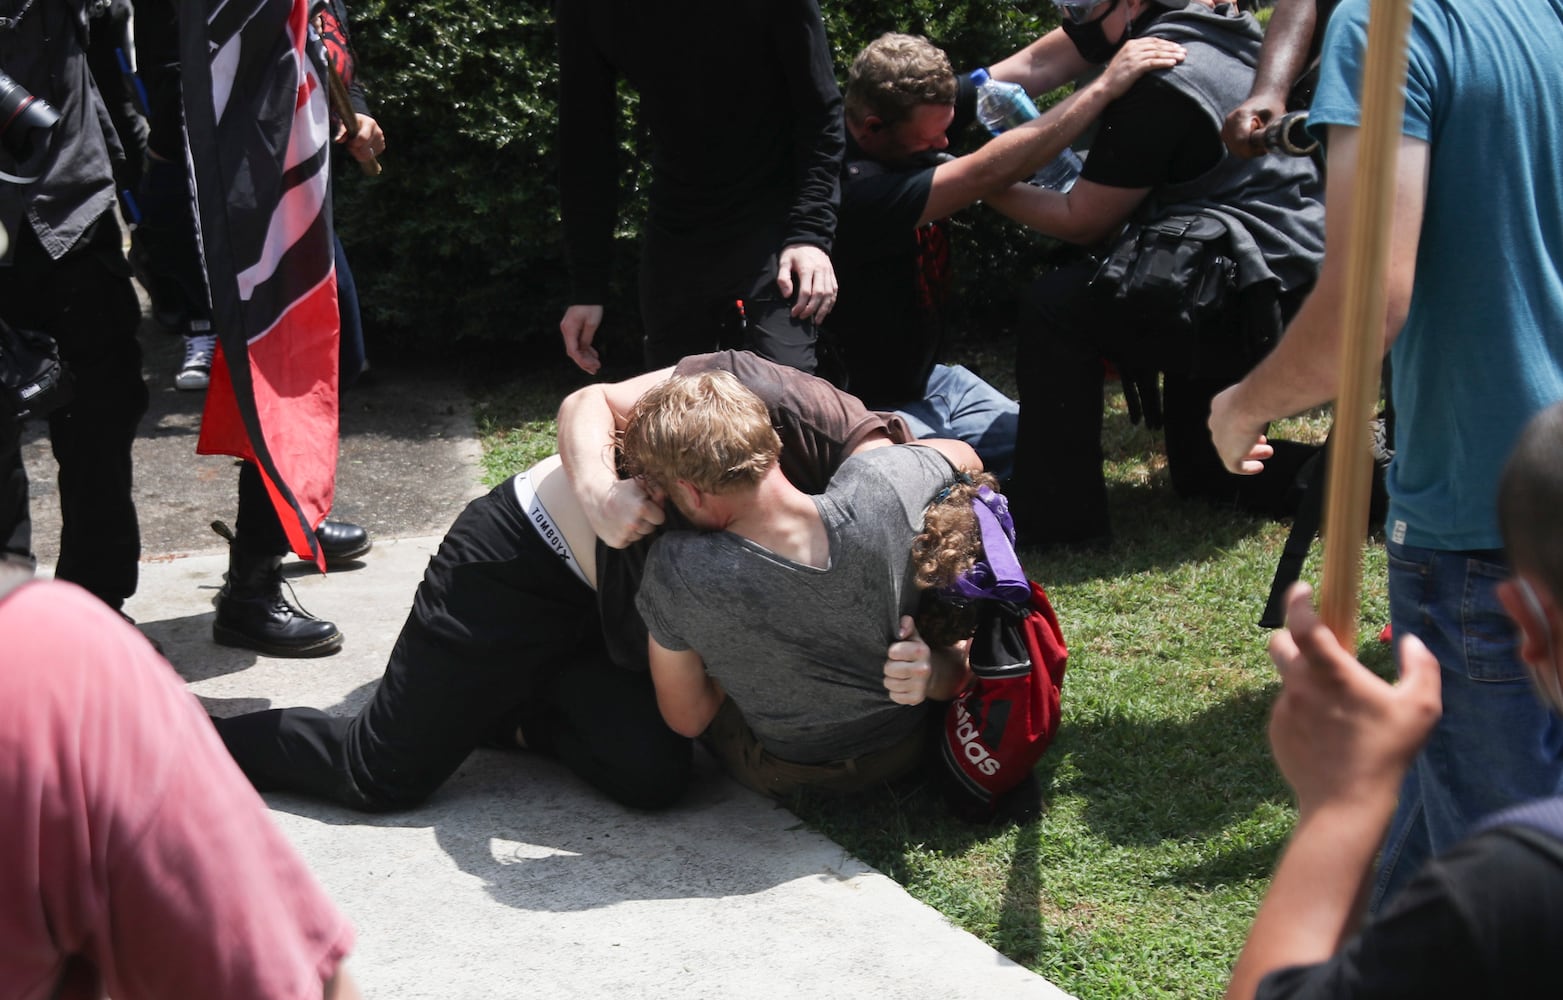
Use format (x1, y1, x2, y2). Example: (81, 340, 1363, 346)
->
(969, 68, 1081, 192)
(1029, 146, 1083, 192)
(970, 67, 1040, 135)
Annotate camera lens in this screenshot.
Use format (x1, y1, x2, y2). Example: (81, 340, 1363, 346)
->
(0, 69, 62, 164)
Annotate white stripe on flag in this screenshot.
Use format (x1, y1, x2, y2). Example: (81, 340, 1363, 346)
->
(236, 82, 330, 300)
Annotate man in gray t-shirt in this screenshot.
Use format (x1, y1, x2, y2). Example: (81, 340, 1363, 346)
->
(624, 370, 979, 795)
(639, 445, 957, 763)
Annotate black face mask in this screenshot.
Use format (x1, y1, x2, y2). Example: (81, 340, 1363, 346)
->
(1059, 0, 1124, 65)
(1061, 2, 1161, 65)
(1060, 15, 1120, 64)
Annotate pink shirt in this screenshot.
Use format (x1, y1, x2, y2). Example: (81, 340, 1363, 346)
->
(0, 580, 355, 1000)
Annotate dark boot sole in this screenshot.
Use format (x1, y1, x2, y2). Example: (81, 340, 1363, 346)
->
(212, 624, 345, 658)
(324, 537, 372, 566)
(304, 538, 373, 568)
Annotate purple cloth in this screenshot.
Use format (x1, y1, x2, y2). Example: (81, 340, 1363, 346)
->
(943, 486, 1029, 603)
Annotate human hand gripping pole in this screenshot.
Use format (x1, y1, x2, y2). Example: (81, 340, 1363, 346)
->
(325, 60, 380, 176)
(1267, 583, 1441, 817)
(1224, 583, 1441, 1000)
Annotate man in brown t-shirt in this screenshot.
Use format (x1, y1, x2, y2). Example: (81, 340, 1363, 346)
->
(214, 352, 926, 813)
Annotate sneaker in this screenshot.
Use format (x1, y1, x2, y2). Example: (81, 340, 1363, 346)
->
(1370, 416, 1395, 464)
(175, 323, 217, 391)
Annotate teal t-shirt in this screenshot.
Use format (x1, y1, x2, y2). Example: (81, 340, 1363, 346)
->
(1310, 0, 1563, 550)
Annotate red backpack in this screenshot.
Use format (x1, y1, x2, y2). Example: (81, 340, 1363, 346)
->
(939, 581, 1068, 819)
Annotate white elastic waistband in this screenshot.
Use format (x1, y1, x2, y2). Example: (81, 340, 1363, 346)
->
(512, 470, 589, 587)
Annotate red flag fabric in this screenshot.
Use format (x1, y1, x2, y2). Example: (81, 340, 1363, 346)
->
(181, 0, 339, 569)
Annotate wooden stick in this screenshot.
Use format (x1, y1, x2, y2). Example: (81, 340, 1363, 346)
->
(325, 61, 381, 177)
(1316, 0, 1416, 653)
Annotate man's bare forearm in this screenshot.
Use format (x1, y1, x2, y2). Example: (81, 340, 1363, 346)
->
(1250, 0, 1317, 108)
(557, 383, 621, 513)
(987, 28, 1091, 97)
(557, 367, 676, 543)
(1221, 282, 1344, 427)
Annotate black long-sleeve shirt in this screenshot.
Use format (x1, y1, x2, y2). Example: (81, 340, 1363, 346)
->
(0, 0, 118, 263)
(556, 0, 843, 303)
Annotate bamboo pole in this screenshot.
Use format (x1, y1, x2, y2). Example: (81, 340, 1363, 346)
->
(1316, 0, 1417, 653)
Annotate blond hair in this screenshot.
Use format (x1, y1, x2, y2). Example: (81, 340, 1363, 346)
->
(619, 371, 781, 496)
(844, 33, 958, 128)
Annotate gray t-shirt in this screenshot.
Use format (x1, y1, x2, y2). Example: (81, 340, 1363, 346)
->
(637, 444, 956, 763)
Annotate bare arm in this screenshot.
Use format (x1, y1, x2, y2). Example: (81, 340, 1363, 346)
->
(920, 38, 1186, 225)
(986, 27, 1094, 97)
(556, 366, 676, 547)
(1226, 584, 1441, 1000)
(983, 174, 1150, 247)
(648, 637, 726, 737)
(1208, 127, 1427, 474)
(1222, 0, 1319, 158)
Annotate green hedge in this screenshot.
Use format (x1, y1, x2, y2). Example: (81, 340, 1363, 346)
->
(337, 0, 1063, 365)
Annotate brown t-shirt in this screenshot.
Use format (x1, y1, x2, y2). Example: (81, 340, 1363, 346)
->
(594, 350, 911, 670)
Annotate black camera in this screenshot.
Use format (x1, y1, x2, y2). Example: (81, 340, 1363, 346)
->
(0, 69, 61, 165)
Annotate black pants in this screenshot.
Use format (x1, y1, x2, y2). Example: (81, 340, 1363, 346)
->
(0, 214, 148, 606)
(138, 154, 213, 326)
(638, 225, 820, 375)
(1007, 259, 1315, 546)
(213, 480, 692, 810)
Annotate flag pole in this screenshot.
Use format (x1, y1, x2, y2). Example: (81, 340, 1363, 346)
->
(1317, 0, 1417, 653)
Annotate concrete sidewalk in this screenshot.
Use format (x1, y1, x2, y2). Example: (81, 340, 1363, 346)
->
(24, 325, 1072, 999)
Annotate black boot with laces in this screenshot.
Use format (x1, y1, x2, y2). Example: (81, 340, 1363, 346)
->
(213, 545, 343, 657)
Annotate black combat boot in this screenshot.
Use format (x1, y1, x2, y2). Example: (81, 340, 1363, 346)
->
(315, 518, 372, 566)
(213, 546, 343, 657)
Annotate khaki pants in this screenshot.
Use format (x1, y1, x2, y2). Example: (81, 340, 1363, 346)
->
(702, 698, 927, 799)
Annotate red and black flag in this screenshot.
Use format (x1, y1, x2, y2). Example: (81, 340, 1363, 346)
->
(180, 0, 339, 568)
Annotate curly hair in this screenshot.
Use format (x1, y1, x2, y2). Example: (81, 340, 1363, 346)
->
(910, 471, 1002, 648)
(844, 33, 958, 129)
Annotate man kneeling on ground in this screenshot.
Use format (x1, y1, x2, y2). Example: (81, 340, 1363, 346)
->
(213, 352, 932, 811)
(623, 371, 992, 797)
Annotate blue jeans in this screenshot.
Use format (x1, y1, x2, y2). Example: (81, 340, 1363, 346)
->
(894, 365, 1019, 481)
(1370, 540, 1563, 910)
(334, 235, 366, 388)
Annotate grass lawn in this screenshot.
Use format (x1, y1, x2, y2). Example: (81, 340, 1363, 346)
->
(469, 344, 1391, 1000)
